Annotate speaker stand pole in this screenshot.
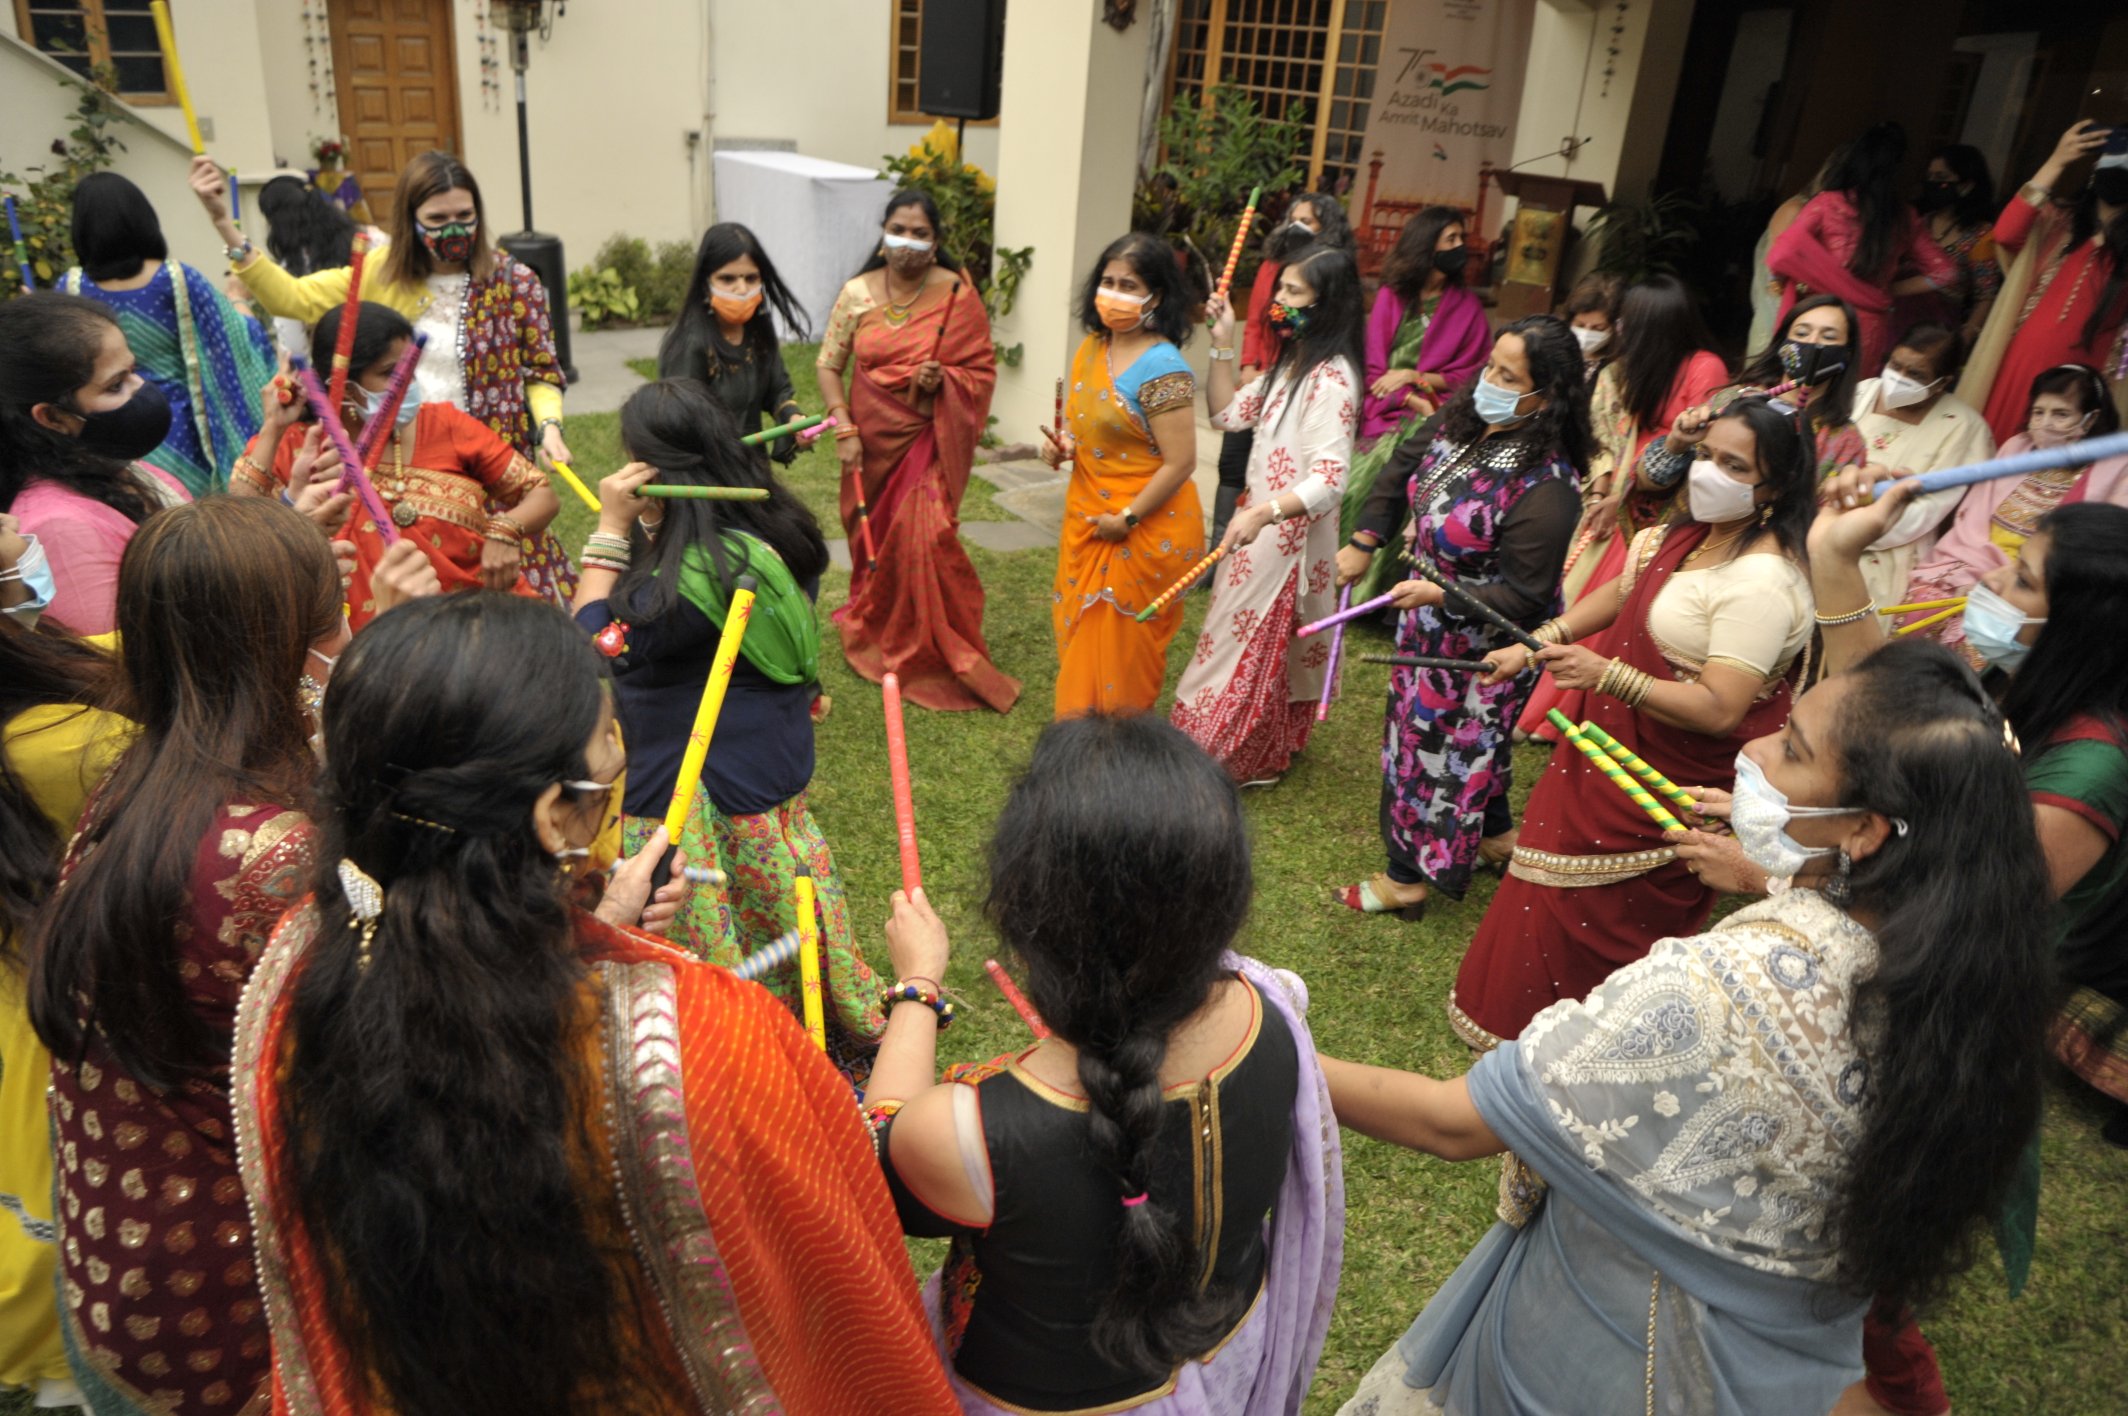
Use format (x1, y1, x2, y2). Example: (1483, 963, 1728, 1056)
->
(497, 16, 577, 383)
(957, 116, 967, 162)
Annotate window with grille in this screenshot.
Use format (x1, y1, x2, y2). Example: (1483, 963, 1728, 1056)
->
(889, 0, 925, 124)
(15, 0, 173, 101)
(1168, 0, 1388, 195)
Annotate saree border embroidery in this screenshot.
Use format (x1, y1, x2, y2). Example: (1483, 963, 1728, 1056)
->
(1137, 370, 1197, 418)
(600, 959, 778, 1414)
(1507, 844, 1676, 889)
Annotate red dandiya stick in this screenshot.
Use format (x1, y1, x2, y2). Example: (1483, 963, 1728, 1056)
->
(883, 672, 922, 894)
(1054, 376, 1064, 440)
(1134, 545, 1225, 622)
(325, 231, 370, 416)
(852, 496, 879, 573)
(350, 330, 428, 481)
(288, 357, 398, 545)
(984, 959, 1051, 1039)
(1315, 583, 1352, 723)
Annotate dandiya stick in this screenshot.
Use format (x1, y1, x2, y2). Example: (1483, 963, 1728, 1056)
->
(1134, 545, 1226, 622)
(227, 168, 239, 224)
(985, 959, 1051, 1039)
(349, 330, 428, 477)
(1558, 521, 1599, 580)
(1547, 709, 1681, 831)
(637, 484, 773, 501)
(1360, 652, 1496, 672)
(1871, 431, 2128, 498)
(1316, 584, 1352, 723)
(927, 276, 964, 361)
(1575, 719, 1697, 817)
(325, 231, 370, 416)
(1879, 597, 1964, 615)
(1407, 559, 1545, 651)
(1894, 604, 1964, 636)
(548, 460, 600, 512)
(883, 672, 922, 894)
(287, 357, 398, 545)
(1054, 376, 1064, 440)
(148, 1, 204, 154)
(5, 196, 29, 294)
(794, 867, 825, 1050)
(1210, 184, 1262, 321)
(729, 928, 800, 983)
(1296, 589, 1394, 637)
(739, 413, 828, 446)
(852, 491, 879, 573)
(662, 575, 757, 838)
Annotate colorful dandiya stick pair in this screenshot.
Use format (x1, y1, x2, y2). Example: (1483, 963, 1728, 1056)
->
(1315, 584, 1353, 722)
(883, 672, 923, 894)
(1546, 709, 1682, 832)
(1869, 431, 2128, 498)
(637, 484, 773, 501)
(794, 866, 826, 1050)
(985, 959, 1051, 1039)
(662, 574, 757, 840)
(326, 231, 371, 415)
(348, 330, 429, 477)
(147, 1, 205, 155)
(1209, 185, 1262, 324)
(5, 196, 29, 295)
(739, 412, 830, 446)
(548, 461, 601, 512)
(286, 357, 398, 545)
(1295, 589, 1394, 637)
(729, 928, 800, 984)
(1360, 652, 1496, 672)
(1572, 719, 1698, 817)
(1406, 560, 1547, 652)
(1134, 545, 1227, 622)
(1894, 604, 1964, 636)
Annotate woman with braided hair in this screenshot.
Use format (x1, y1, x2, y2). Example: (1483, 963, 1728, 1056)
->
(864, 713, 1344, 1414)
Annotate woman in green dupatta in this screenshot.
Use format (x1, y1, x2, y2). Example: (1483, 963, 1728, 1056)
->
(573, 380, 885, 1079)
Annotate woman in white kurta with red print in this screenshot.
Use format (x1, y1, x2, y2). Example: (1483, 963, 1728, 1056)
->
(1174, 245, 1363, 783)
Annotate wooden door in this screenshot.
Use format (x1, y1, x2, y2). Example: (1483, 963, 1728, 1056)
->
(328, 0, 463, 213)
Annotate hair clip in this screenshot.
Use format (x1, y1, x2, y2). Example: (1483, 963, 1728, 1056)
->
(1120, 1191, 1149, 1209)
(337, 858, 383, 972)
(2002, 720, 2022, 757)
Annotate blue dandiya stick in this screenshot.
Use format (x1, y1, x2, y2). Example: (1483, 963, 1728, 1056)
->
(5, 196, 30, 294)
(227, 168, 239, 224)
(1871, 432, 2128, 498)
(730, 928, 801, 983)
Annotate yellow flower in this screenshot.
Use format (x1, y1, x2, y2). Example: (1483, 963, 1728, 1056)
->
(913, 118, 959, 165)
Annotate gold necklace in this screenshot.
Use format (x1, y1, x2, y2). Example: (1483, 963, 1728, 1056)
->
(1683, 522, 1749, 568)
(384, 423, 418, 528)
(883, 269, 922, 319)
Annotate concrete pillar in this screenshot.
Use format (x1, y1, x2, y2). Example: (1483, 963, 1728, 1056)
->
(989, 2, 1155, 445)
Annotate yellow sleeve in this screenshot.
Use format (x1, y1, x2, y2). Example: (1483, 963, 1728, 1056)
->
(526, 380, 565, 427)
(233, 251, 354, 324)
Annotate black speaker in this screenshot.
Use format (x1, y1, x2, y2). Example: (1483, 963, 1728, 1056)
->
(918, 0, 1006, 122)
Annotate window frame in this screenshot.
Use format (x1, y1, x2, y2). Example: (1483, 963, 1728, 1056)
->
(885, 0, 1000, 129)
(13, 0, 177, 105)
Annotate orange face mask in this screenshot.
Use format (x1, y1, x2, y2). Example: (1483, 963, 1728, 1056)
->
(1094, 289, 1151, 332)
(710, 289, 763, 324)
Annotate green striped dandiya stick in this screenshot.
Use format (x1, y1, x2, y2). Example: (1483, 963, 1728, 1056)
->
(1546, 709, 1682, 831)
(1574, 720, 1698, 817)
(636, 484, 772, 501)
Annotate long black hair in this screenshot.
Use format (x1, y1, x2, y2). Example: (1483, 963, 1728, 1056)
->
(611, 379, 828, 623)
(1926, 144, 1996, 230)
(1822, 122, 1909, 278)
(1379, 204, 1465, 303)
(0, 293, 158, 523)
(0, 621, 114, 966)
(285, 593, 644, 1416)
(1741, 292, 1861, 433)
(1264, 192, 1356, 263)
(1825, 637, 2053, 1312)
(1436, 315, 1597, 479)
(258, 174, 356, 275)
(656, 222, 808, 382)
(1693, 395, 1816, 565)
(2068, 174, 2128, 353)
(857, 188, 952, 274)
(1078, 231, 1195, 347)
(69, 172, 168, 283)
(29, 498, 338, 1088)
(1613, 274, 1723, 431)
(1263, 244, 1365, 422)
(984, 714, 1254, 1378)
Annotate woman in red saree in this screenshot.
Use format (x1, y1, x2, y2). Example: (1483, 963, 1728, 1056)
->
(231, 594, 955, 1416)
(1462, 399, 1818, 1046)
(816, 190, 1018, 713)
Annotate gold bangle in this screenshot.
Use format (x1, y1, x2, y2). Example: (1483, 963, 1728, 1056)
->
(1815, 601, 1876, 627)
(1622, 666, 1655, 709)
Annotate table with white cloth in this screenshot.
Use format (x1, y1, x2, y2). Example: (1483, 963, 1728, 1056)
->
(710, 150, 895, 341)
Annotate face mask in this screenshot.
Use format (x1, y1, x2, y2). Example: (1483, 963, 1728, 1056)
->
(1266, 300, 1312, 336)
(882, 233, 933, 266)
(2027, 410, 2094, 450)
(1471, 373, 1533, 427)
(555, 764, 626, 876)
(1962, 582, 2045, 672)
(1433, 246, 1471, 279)
(1686, 458, 1758, 525)
(1731, 753, 1860, 882)
(1877, 368, 1940, 410)
(416, 219, 477, 265)
(1572, 325, 1611, 355)
(710, 289, 763, 324)
(62, 380, 173, 462)
(358, 384, 422, 429)
(1095, 288, 1151, 333)
(1915, 180, 1958, 213)
(1778, 340, 1847, 387)
(1, 533, 54, 616)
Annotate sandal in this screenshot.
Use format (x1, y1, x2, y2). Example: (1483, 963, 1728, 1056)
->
(1477, 829, 1518, 874)
(1334, 873, 1429, 921)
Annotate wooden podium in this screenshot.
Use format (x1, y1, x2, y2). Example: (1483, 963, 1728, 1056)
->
(1489, 171, 1608, 322)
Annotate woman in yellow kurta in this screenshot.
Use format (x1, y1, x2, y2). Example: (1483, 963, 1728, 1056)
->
(1042, 233, 1205, 717)
(0, 621, 131, 1409)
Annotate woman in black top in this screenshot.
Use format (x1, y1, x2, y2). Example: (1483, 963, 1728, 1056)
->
(656, 223, 812, 464)
(863, 713, 1344, 1413)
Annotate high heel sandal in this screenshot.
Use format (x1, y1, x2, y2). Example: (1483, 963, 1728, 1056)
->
(1334, 873, 1429, 921)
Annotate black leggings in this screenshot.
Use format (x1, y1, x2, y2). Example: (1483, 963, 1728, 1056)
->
(1217, 427, 1253, 488)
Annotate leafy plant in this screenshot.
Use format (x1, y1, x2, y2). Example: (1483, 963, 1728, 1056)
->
(878, 120, 1033, 366)
(1137, 85, 1308, 293)
(645, 239, 694, 320)
(1585, 190, 1704, 283)
(1, 69, 129, 300)
(567, 265, 640, 329)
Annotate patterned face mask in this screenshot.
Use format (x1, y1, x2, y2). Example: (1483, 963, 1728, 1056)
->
(417, 219, 478, 265)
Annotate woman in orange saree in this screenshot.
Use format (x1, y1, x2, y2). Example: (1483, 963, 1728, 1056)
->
(230, 595, 957, 1416)
(1045, 232, 1207, 718)
(817, 190, 1019, 713)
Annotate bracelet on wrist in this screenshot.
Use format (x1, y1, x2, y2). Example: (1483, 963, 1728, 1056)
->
(1208, 346, 1237, 362)
(1814, 601, 1876, 627)
(880, 981, 957, 1029)
(1348, 532, 1382, 554)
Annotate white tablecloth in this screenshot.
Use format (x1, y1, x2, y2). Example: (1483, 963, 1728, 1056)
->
(710, 150, 894, 342)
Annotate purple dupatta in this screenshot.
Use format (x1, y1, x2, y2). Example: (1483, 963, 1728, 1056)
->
(1360, 284, 1491, 442)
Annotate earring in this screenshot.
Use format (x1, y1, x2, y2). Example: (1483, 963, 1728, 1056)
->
(1824, 848, 1853, 907)
(1757, 503, 1773, 525)
(337, 858, 384, 972)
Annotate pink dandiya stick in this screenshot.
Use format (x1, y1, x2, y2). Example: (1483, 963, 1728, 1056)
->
(288, 357, 398, 545)
(349, 330, 428, 482)
(883, 672, 922, 894)
(985, 959, 1051, 1039)
(1558, 521, 1599, 580)
(1054, 376, 1064, 440)
(1315, 583, 1352, 723)
(1134, 545, 1226, 622)
(325, 231, 370, 417)
(1296, 590, 1394, 638)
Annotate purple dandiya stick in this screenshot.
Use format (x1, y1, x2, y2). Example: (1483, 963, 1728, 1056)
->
(349, 330, 428, 478)
(1315, 583, 1352, 722)
(1295, 590, 1394, 638)
(288, 356, 399, 545)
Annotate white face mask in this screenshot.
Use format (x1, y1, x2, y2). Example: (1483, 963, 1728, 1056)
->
(882, 233, 933, 255)
(1572, 325, 1611, 355)
(1730, 753, 1865, 883)
(1877, 368, 1940, 410)
(1686, 459, 1758, 525)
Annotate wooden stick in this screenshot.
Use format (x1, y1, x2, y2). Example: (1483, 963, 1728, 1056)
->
(1135, 546, 1226, 622)
(883, 672, 922, 894)
(349, 330, 428, 481)
(1894, 604, 1963, 636)
(794, 866, 825, 1050)
(1360, 653, 1495, 671)
(662, 575, 757, 838)
(1574, 719, 1697, 816)
(927, 276, 964, 361)
(287, 357, 398, 545)
(148, 1, 204, 154)
(1406, 560, 1544, 651)
(984, 959, 1051, 1038)
(1547, 709, 1681, 831)
(637, 484, 772, 501)
(1316, 584, 1352, 723)
(325, 232, 370, 416)
(1296, 590, 1394, 637)
(729, 928, 800, 983)
(548, 460, 601, 512)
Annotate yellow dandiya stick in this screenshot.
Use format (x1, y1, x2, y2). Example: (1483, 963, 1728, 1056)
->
(1878, 597, 1965, 615)
(1576, 719, 1697, 816)
(662, 575, 757, 839)
(1134, 545, 1225, 622)
(548, 460, 600, 512)
(794, 866, 825, 1050)
(148, 1, 205, 154)
(1546, 709, 1682, 831)
(1894, 604, 1964, 636)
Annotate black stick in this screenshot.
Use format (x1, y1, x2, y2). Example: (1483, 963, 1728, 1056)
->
(1360, 653, 1499, 672)
(1406, 559, 1544, 651)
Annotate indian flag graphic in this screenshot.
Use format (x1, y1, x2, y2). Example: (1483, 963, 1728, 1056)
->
(1423, 62, 1492, 95)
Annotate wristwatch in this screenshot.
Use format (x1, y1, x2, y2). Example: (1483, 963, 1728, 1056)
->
(224, 238, 255, 265)
(1123, 510, 1141, 529)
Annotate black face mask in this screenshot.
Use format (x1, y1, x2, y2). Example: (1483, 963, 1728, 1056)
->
(2093, 165, 2128, 210)
(1433, 246, 1472, 280)
(1915, 180, 1959, 213)
(63, 380, 172, 462)
(1778, 339, 1848, 388)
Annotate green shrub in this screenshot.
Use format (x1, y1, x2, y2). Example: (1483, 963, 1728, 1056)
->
(568, 265, 640, 329)
(1135, 85, 1308, 295)
(878, 119, 1033, 368)
(1, 72, 128, 300)
(642, 239, 695, 320)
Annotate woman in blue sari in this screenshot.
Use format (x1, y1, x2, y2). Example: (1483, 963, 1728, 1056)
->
(64, 173, 275, 494)
(1324, 639, 2052, 1416)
